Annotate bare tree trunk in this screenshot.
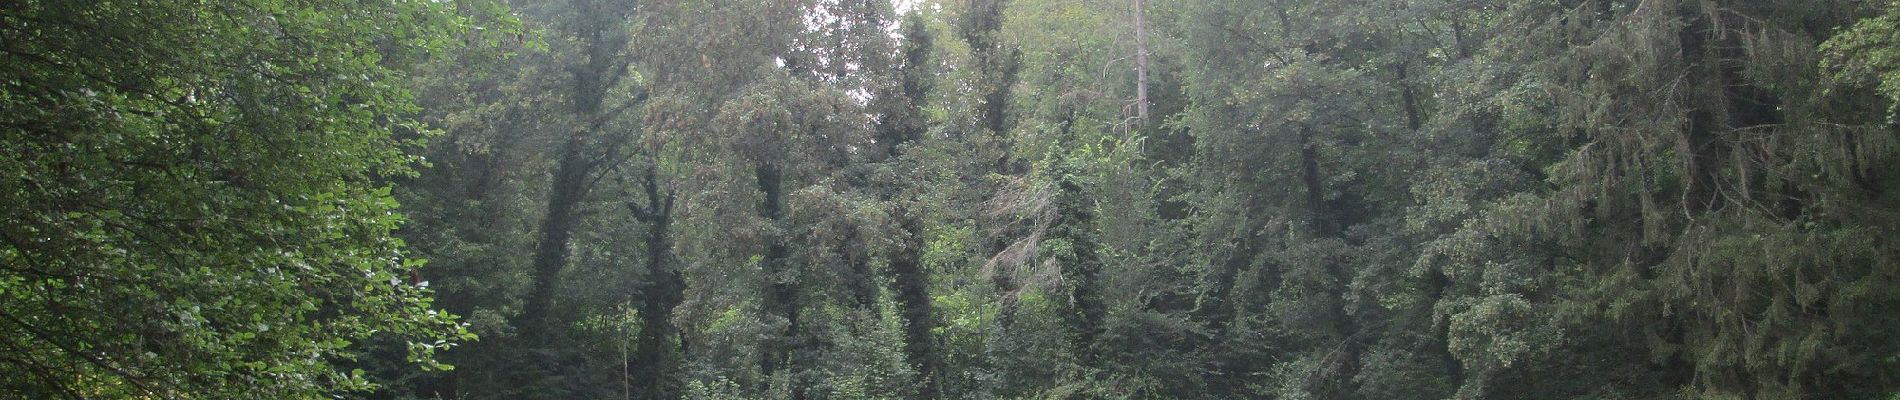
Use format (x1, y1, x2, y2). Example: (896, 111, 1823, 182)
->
(1134, 0, 1149, 124)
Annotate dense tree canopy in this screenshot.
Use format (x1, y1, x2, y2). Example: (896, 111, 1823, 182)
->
(6, 0, 1900, 399)
(0, 0, 500, 397)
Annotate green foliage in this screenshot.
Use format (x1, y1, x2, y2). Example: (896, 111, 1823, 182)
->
(22, 0, 1900, 398)
(0, 0, 484, 397)
(1824, 0, 1900, 106)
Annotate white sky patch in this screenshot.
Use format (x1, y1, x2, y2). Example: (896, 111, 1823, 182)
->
(894, 0, 920, 15)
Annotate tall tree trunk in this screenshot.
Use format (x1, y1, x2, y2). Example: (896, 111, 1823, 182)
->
(888, 211, 941, 398)
(1396, 61, 1423, 133)
(1133, 0, 1149, 125)
(629, 167, 682, 400)
(514, 0, 635, 348)
(844, 225, 879, 311)
(964, 0, 1028, 332)
(754, 162, 805, 400)
(1052, 174, 1104, 366)
(1298, 127, 1337, 238)
(518, 135, 596, 344)
(961, 0, 1022, 173)
(879, 17, 944, 397)
(1296, 126, 1359, 396)
(1196, 224, 1257, 338)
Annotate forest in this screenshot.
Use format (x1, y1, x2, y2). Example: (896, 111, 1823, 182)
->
(5, 0, 1900, 398)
